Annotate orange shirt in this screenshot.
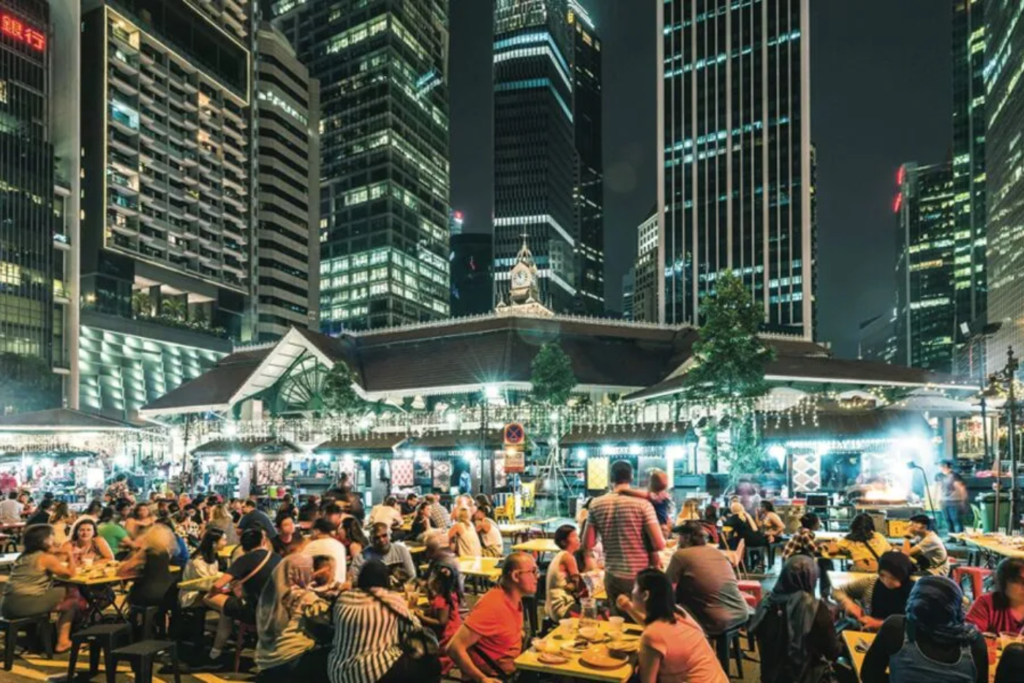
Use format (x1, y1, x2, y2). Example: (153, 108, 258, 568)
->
(464, 587, 523, 671)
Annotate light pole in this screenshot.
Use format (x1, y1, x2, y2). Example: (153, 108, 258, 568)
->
(1007, 347, 1019, 532)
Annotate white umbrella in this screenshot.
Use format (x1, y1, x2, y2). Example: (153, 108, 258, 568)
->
(884, 389, 979, 417)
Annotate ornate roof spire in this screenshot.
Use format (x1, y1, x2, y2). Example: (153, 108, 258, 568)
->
(516, 232, 535, 267)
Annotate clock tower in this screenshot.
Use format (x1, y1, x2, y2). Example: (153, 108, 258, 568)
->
(495, 235, 554, 318)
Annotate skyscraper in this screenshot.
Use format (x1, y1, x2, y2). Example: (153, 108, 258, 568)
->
(985, 0, 1024, 376)
(570, 1, 603, 314)
(952, 0, 986, 339)
(78, 0, 250, 414)
(449, 232, 492, 318)
(0, 0, 79, 408)
(632, 206, 659, 323)
(269, 0, 451, 332)
(492, 0, 602, 315)
(658, 0, 814, 339)
(253, 22, 320, 340)
(894, 161, 956, 372)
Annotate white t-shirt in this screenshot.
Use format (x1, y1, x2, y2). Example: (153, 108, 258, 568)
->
(0, 499, 22, 523)
(478, 520, 503, 551)
(368, 505, 403, 529)
(452, 521, 482, 557)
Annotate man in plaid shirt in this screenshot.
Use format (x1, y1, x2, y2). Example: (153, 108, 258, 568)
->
(781, 512, 834, 596)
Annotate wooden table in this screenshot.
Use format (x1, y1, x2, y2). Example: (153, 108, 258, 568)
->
(513, 538, 560, 555)
(406, 542, 426, 555)
(58, 566, 180, 623)
(0, 553, 18, 568)
(955, 533, 1024, 560)
(515, 617, 641, 683)
(457, 556, 502, 582)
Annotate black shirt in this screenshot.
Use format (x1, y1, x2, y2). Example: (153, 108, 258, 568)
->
(26, 510, 49, 526)
(227, 549, 282, 605)
(861, 615, 987, 683)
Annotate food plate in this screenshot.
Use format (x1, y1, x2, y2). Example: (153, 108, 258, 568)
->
(608, 639, 640, 656)
(560, 641, 589, 654)
(580, 647, 629, 670)
(537, 652, 570, 665)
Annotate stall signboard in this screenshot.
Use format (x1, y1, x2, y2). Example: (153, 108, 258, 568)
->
(504, 447, 525, 473)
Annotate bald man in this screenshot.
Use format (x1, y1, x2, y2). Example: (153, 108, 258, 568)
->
(447, 552, 537, 683)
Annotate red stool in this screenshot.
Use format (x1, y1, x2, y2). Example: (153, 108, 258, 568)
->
(737, 579, 762, 606)
(953, 566, 992, 600)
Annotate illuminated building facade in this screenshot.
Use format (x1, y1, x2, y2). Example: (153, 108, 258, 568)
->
(0, 0, 81, 406)
(254, 22, 319, 340)
(895, 161, 956, 373)
(984, 0, 1024, 377)
(632, 206, 659, 323)
(952, 0, 987, 341)
(658, 0, 814, 338)
(492, 0, 603, 315)
(269, 0, 451, 332)
(78, 0, 252, 415)
(859, 312, 897, 365)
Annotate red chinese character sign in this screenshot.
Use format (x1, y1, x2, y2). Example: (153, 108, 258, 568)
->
(503, 423, 526, 473)
(0, 12, 45, 52)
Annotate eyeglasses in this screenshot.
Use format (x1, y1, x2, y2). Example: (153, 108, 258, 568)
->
(516, 568, 540, 578)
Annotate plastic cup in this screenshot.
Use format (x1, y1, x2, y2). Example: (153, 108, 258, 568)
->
(608, 616, 624, 636)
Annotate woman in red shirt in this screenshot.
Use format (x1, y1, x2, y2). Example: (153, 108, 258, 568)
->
(966, 557, 1024, 634)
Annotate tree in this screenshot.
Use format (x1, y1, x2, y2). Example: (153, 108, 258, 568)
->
(131, 291, 152, 317)
(0, 353, 61, 414)
(161, 297, 187, 321)
(530, 342, 576, 406)
(682, 271, 775, 476)
(321, 362, 363, 415)
(683, 270, 775, 402)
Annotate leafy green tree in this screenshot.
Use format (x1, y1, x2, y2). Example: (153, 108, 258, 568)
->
(530, 342, 576, 406)
(321, 361, 363, 415)
(0, 353, 61, 414)
(682, 271, 774, 476)
(132, 291, 152, 317)
(683, 270, 775, 402)
(161, 297, 187, 321)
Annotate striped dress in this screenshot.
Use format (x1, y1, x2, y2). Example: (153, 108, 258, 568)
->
(328, 587, 417, 683)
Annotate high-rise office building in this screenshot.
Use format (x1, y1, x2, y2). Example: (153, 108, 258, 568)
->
(449, 209, 464, 237)
(0, 0, 79, 408)
(78, 0, 251, 415)
(983, 0, 1023, 377)
(658, 0, 814, 338)
(952, 0, 987, 340)
(449, 232, 492, 318)
(492, 0, 602, 315)
(621, 268, 635, 320)
(859, 312, 898, 365)
(632, 206, 659, 323)
(894, 161, 956, 372)
(253, 22, 319, 341)
(570, 0, 603, 314)
(270, 0, 451, 332)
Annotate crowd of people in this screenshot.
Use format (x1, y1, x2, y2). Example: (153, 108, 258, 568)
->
(0, 463, 1022, 683)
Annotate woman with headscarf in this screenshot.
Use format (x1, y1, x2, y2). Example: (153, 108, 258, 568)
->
(861, 576, 987, 683)
(750, 555, 840, 683)
(255, 554, 333, 678)
(833, 551, 915, 631)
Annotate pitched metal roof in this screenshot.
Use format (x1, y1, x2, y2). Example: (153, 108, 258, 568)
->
(191, 437, 301, 457)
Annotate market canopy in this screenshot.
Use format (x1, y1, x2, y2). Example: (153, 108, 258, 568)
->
(560, 423, 695, 446)
(313, 434, 408, 454)
(0, 408, 144, 432)
(191, 437, 301, 457)
(761, 410, 932, 443)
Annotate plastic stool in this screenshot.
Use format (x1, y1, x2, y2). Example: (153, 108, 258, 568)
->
(129, 605, 161, 641)
(66, 623, 131, 683)
(711, 622, 746, 678)
(110, 640, 181, 683)
(953, 566, 993, 600)
(0, 614, 52, 671)
(737, 580, 763, 605)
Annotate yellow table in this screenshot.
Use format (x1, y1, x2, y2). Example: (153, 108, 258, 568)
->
(842, 630, 874, 680)
(513, 538, 560, 555)
(498, 522, 534, 536)
(218, 544, 238, 560)
(515, 617, 641, 683)
(956, 533, 1024, 560)
(406, 543, 426, 555)
(177, 574, 219, 591)
(457, 556, 502, 582)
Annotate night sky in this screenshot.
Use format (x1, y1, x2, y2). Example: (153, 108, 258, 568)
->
(449, 1, 951, 358)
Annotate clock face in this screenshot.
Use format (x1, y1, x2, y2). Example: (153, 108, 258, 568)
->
(512, 269, 530, 288)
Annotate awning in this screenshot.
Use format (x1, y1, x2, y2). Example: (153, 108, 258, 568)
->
(397, 430, 508, 452)
(313, 434, 408, 454)
(560, 423, 694, 447)
(191, 437, 300, 458)
(761, 411, 932, 443)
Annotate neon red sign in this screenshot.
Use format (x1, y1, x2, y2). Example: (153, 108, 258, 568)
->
(1, 12, 45, 52)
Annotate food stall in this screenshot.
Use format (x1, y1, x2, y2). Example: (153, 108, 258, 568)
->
(191, 436, 300, 500)
(310, 433, 408, 504)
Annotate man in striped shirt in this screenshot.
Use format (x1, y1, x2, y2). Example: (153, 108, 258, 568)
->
(583, 460, 666, 618)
